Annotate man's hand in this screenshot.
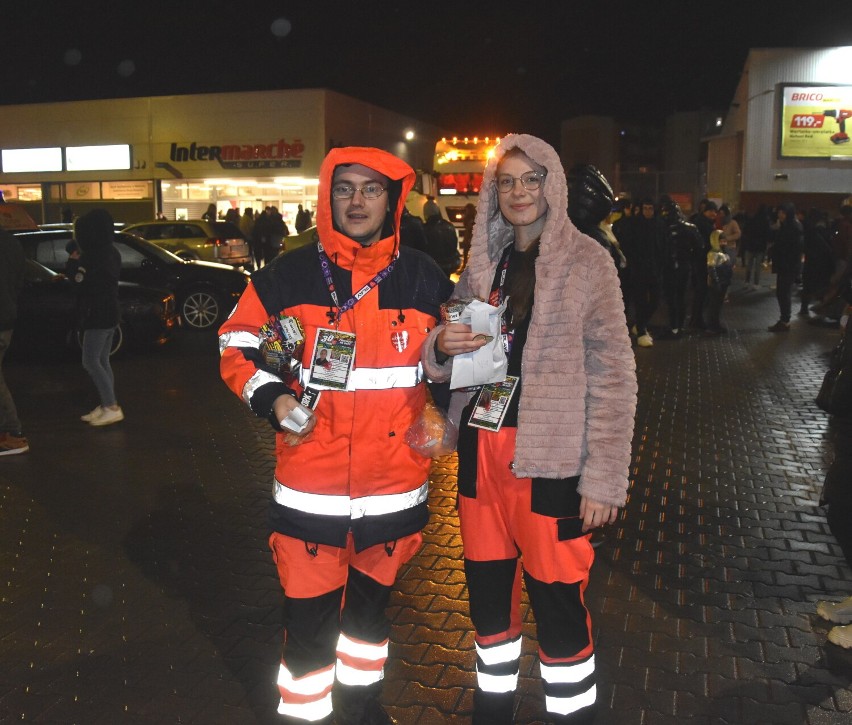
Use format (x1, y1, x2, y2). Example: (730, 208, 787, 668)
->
(273, 394, 316, 446)
(436, 322, 490, 357)
(579, 496, 618, 533)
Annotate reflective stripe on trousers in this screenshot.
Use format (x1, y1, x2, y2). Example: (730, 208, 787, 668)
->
(335, 632, 388, 687)
(541, 656, 597, 717)
(276, 662, 334, 721)
(475, 635, 522, 694)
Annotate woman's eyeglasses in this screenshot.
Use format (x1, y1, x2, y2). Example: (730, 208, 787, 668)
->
(495, 171, 546, 194)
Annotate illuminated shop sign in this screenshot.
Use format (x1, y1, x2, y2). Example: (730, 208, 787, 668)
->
(66, 144, 131, 171)
(779, 84, 852, 159)
(168, 139, 305, 169)
(2, 147, 63, 172)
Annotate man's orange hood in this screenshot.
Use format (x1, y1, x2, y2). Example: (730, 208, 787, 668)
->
(316, 147, 416, 270)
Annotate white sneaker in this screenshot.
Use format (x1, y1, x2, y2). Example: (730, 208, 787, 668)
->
(81, 406, 104, 422)
(637, 334, 654, 348)
(89, 406, 124, 427)
(816, 596, 852, 624)
(828, 623, 852, 648)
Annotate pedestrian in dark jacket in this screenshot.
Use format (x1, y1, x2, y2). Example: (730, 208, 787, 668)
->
(68, 209, 124, 426)
(767, 202, 804, 332)
(660, 199, 702, 337)
(800, 209, 834, 316)
(0, 228, 28, 455)
(399, 207, 429, 253)
(423, 206, 460, 277)
(620, 199, 661, 346)
(815, 319, 852, 649)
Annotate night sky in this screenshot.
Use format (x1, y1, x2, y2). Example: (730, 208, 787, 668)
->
(5, 0, 852, 146)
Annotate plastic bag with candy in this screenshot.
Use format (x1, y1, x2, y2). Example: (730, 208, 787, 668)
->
(405, 399, 459, 458)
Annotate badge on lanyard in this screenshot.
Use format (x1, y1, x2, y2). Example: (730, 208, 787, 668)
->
(467, 376, 519, 431)
(308, 327, 356, 390)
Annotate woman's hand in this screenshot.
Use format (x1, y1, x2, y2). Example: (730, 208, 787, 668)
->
(436, 323, 490, 357)
(579, 496, 618, 532)
(273, 394, 316, 446)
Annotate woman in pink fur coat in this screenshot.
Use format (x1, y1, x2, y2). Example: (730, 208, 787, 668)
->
(422, 134, 637, 724)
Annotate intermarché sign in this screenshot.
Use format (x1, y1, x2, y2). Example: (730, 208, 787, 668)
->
(168, 139, 305, 169)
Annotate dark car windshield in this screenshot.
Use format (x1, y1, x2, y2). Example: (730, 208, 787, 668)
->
(119, 232, 185, 263)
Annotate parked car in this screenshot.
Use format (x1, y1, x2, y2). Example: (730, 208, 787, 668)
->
(123, 220, 252, 268)
(14, 230, 250, 331)
(280, 225, 318, 256)
(13, 259, 178, 357)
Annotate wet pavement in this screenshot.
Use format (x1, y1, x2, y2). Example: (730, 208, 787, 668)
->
(1, 276, 851, 724)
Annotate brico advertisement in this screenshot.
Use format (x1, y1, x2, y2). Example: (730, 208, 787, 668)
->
(780, 85, 852, 158)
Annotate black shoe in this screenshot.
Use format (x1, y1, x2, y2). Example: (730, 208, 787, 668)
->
(361, 698, 397, 725)
(768, 320, 790, 332)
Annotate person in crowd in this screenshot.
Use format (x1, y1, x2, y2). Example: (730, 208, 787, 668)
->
(620, 198, 661, 347)
(267, 206, 289, 261)
(460, 202, 477, 270)
(295, 203, 313, 233)
(422, 195, 440, 221)
(398, 206, 429, 253)
(767, 202, 804, 332)
(239, 207, 258, 266)
(742, 204, 772, 289)
(253, 207, 272, 266)
(704, 229, 733, 335)
(67, 209, 124, 426)
(421, 134, 637, 724)
(567, 164, 627, 273)
(717, 205, 741, 263)
(817, 204, 852, 314)
(815, 314, 852, 649)
(659, 199, 702, 338)
(0, 228, 28, 455)
(690, 200, 717, 331)
(799, 208, 834, 316)
(224, 207, 241, 226)
(219, 146, 453, 725)
(423, 204, 461, 277)
(202, 203, 217, 223)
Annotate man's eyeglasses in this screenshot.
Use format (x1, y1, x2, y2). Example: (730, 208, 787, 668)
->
(331, 182, 387, 200)
(495, 171, 546, 194)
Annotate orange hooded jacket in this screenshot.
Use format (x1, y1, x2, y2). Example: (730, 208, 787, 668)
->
(219, 147, 453, 550)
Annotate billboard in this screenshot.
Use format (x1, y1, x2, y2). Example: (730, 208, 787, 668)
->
(779, 84, 852, 159)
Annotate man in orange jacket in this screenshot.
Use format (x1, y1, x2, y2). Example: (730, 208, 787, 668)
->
(219, 147, 453, 725)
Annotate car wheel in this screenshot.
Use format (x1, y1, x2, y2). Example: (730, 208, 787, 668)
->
(181, 287, 223, 330)
(76, 325, 125, 356)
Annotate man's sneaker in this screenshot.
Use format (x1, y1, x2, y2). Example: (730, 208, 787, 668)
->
(637, 334, 654, 348)
(817, 596, 852, 624)
(768, 321, 790, 332)
(828, 623, 852, 649)
(80, 406, 104, 422)
(0, 433, 29, 456)
(89, 406, 124, 427)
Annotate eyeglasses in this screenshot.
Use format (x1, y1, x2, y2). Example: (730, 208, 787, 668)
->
(495, 171, 546, 193)
(331, 182, 387, 200)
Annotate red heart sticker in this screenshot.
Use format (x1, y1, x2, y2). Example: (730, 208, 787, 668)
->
(390, 330, 409, 352)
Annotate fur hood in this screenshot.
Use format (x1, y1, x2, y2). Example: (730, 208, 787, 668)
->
(463, 133, 580, 299)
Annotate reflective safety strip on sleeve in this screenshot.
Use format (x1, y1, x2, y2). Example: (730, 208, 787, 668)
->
(540, 656, 597, 716)
(298, 364, 423, 390)
(276, 662, 335, 721)
(273, 480, 429, 519)
(218, 329, 260, 355)
(242, 369, 285, 406)
(475, 636, 521, 693)
(335, 632, 388, 687)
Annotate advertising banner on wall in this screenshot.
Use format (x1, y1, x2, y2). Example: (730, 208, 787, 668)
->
(779, 84, 852, 158)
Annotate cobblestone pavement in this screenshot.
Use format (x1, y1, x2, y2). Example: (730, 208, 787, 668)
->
(1, 277, 851, 724)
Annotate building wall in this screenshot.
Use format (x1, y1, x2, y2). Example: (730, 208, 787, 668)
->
(742, 47, 852, 194)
